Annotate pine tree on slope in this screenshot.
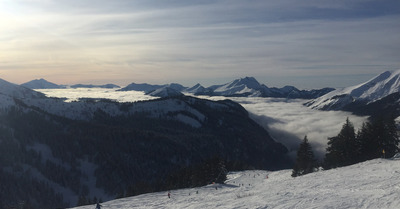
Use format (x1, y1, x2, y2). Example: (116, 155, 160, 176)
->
(292, 136, 316, 177)
(358, 117, 399, 160)
(324, 118, 358, 169)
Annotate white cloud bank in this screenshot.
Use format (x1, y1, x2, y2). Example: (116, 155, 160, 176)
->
(231, 97, 368, 160)
(198, 96, 368, 160)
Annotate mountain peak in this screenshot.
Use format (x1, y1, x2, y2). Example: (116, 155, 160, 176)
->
(21, 78, 64, 89)
(231, 77, 260, 88)
(346, 69, 400, 101)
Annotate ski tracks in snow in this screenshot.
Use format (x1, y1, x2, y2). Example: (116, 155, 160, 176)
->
(72, 159, 400, 209)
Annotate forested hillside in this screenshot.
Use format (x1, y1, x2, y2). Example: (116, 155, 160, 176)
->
(0, 95, 291, 209)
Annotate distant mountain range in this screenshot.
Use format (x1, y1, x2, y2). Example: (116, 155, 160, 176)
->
(23, 77, 334, 99)
(18, 71, 400, 118)
(120, 77, 335, 99)
(21, 78, 120, 89)
(306, 70, 400, 118)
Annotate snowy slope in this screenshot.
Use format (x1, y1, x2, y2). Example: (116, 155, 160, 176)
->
(71, 158, 400, 209)
(0, 78, 45, 99)
(307, 70, 400, 110)
(0, 78, 46, 109)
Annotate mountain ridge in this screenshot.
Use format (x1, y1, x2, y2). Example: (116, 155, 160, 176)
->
(306, 70, 400, 110)
(305, 70, 400, 118)
(21, 77, 334, 99)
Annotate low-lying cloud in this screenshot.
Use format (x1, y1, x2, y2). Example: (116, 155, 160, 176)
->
(230, 97, 367, 160)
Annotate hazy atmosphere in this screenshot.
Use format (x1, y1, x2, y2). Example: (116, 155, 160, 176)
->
(1, 0, 399, 88)
(1, 1, 400, 208)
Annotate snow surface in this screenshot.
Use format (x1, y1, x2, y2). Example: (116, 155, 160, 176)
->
(71, 159, 400, 209)
(0, 78, 44, 100)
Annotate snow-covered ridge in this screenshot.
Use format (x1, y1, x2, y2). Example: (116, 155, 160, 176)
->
(0, 77, 246, 128)
(307, 69, 400, 110)
(17, 96, 208, 128)
(146, 87, 184, 98)
(71, 158, 400, 209)
(0, 78, 45, 99)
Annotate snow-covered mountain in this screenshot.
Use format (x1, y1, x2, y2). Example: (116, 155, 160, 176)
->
(191, 77, 334, 99)
(184, 83, 209, 94)
(207, 77, 265, 96)
(21, 78, 66, 89)
(118, 77, 333, 99)
(71, 158, 400, 209)
(306, 70, 400, 111)
(146, 87, 184, 98)
(0, 78, 45, 102)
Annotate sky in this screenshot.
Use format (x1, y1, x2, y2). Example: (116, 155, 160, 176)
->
(1, 0, 399, 89)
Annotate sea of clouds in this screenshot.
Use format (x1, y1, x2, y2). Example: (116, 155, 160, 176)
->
(196, 96, 368, 160)
(38, 88, 368, 160)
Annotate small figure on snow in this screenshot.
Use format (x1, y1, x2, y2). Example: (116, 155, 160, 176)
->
(95, 202, 102, 209)
(168, 192, 171, 198)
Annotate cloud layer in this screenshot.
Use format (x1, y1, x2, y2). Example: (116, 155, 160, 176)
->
(233, 97, 367, 160)
(199, 96, 368, 159)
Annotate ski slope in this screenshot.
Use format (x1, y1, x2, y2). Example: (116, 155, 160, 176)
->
(71, 158, 400, 209)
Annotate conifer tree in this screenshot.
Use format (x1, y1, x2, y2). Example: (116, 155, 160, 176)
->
(324, 118, 358, 169)
(292, 136, 316, 177)
(358, 117, 399, 160)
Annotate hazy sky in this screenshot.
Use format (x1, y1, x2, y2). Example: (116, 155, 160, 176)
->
(1, 0, 399, 89)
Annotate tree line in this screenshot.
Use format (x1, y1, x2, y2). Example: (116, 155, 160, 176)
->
(292, 116, 399, 177)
